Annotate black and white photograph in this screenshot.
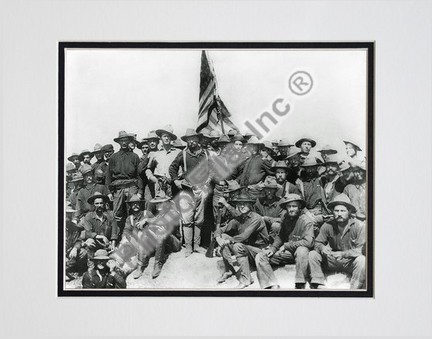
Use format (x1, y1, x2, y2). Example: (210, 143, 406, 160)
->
(59, 42, 373, 296)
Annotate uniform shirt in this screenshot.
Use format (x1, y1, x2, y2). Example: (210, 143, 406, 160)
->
(271, 213, 314, 253)
(146, 147, 180, 179)
(343, 183, 366, 220)
(122, 210, 155, 239)
(75, 183, 109, 220)
(296, 177, 326, 209)
(278, 180, 302, 198)
(322, 174, 343, 202)
(82, 211, 119, 241)
(169, 148, 210, 186)
(314, 218, 365, 258)
(216, 211, 269, 248)
(239, 154, 273, 186)
(253, 197, 285, 224)
(106, 149, 143, 193)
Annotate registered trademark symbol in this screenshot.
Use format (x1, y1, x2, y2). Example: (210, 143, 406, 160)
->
(289, 71, 313, 96)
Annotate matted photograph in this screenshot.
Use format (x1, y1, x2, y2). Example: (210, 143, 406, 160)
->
(58, 42, 374, 296)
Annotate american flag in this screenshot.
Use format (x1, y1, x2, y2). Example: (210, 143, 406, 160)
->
(196, 51, 238, 134)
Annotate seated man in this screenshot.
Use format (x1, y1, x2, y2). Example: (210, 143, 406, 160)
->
(271, 160, 302, 198)
(255, 194, 314, 289)
(82, 192, 119, 258)
(309, 194, 366, 289)
(215, 191, 269, 289)
(82, 249, 126, 289)
(252, 177, 285, 240)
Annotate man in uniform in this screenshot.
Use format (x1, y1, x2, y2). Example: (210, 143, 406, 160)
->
(308, 194, 366, 289)
(215, 191, 269, 288)
(295, 137, 317, 160)
(68, 152, 81, 171)
(106, 131, 143, 233)
(169, 128, 211, 257)
(343, 163, 366, 221)
(255, 194, 314, 289)
(271, 160, 302, 198)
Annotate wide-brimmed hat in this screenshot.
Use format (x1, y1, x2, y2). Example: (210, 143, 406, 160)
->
(231, 133, 245, 143)
(79, 164, 93, 175)
(271, 139, 279, 146)
(325, 154, 340, 164)
(354, 162, 366, 172)
(93, 249, 110, 260)
(199, 128, 213, 141)
(286, 147, 301, 160)
(339, 160, 352, 172)
(215, 135, 230, 145)
(261, 141, 273, 152)
(227, 129, 238, 138)
(327, 193, 357, 213)
(272, 160, 288, 171)
(295, 137, 317, 148)
(278, 138, 293, 148)
(144, 130, 159, 142)
(318, 144, 337, 154)
(181, 128, 203, 142)
(156, 124, 177, 140)
(136, 138, 149, 148)
(70, 172, 84, 182)
(67, 153, 80, 162)
(246, 136, 263, 145)
(101, 144, 114, 152)
(126, 194, 145, 205)
(300, 157, 324, 167)
(279, 193, 306, 209)
(114, 130, 136, 143)
(66, 162, 76, 173)
(93, 143, 103, 154)
(79, 149, 93, 161)
(150, 192, 170, 204)
(262, 177, 280, 189)
(343, 140, 362, 152)
(224, 180, 242, 194)
(231, 191, 257, 203)
(242, 131, 255, 140)
(172, 139, 186, 149)
(87, 191, 110, 205)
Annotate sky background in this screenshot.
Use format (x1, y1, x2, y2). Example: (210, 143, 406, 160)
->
(65, 48, 367, 159)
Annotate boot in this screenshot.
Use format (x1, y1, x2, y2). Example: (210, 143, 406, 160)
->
(193, 224, 202, 253)
(295, 283, 306, 289)
(133, 264, 144, 279)
(183, 224, 193, 257)
(152, 242, 165, 279)
(152, 263, 162, 279)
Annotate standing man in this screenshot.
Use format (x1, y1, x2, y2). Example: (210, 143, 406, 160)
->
(146, 131, 160, 153)
(271, 160, 302, 198)
(276, 138, 293, 161)
(255, 194, 314, 289)
(169, 128, 211, 257)
(238, 136, 273, 200)
(106, 131, 143, 233)
(215, 192, 269, 288)
(285, 147, 303, 184)
(145, 125, 180, 199)
(295, 137, 317, 159)
(343, 140, 365, 168)
(68, 172, 84, 210)
(91, 143, 104, 171)
(308, 194, 366, 289)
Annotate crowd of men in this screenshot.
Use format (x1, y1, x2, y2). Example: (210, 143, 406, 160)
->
(65, 125, 367, 290)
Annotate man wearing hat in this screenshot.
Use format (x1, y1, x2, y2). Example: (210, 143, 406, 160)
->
(276, 138, 293, 161)
(66, 162, 77, 200)
(68, 172, 84, 210)
(223, 133, 247, 180)
(253, 177, 285, 240)
(82, 192, 119, 256)
(93, 144, 114, 185)
(255, 194, 314, 289)
(82, 249, 126, 289)
(91, 143, 103, 171)
(73, 164, 109, 224)
(317, 144, 337, 162)
(343, 163, 366, 221)
(120, 194, 155, 278)
(169, 128, 211, 257)
(308, 194, 366, 289)
(238, 136, 273, 199)
(78, 149, 93, 172)
(215, 191, 269, 288)
(68, 153, 81, 171)
(295, 137, 317, 158)
(106, 131, 143, 233)
(145, 125, 181, 199)
(285, 147, 303, 184)
(145, 130, 160, 153)
(272, 160, 302, 198)
(260, 141, 276, 163)
(321, 154, 344, 203)
(343, 140, 366, 168)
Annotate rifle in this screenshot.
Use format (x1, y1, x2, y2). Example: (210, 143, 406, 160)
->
(205, 205, 222, 258)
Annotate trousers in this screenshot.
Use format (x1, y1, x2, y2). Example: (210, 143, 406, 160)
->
(309, 250, 366, 289)
(229, 243, 262, 285)
(255, 246, 310, 288)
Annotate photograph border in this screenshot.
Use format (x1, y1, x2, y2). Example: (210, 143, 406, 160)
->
(57, 41, 374, 297)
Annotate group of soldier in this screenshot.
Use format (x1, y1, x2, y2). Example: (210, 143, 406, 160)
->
(65, 124, 367, 289)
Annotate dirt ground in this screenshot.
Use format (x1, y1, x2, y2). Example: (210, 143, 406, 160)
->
(65, 247, 351, 290)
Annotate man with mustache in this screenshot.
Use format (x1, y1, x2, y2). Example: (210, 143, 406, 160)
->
(255, 194, 314, 289)
(308, 194, 366, 289)
(271, 160, 302, 198)
(215, 191, 269, 289)
(82, 249, 126, 289)
(73, 164, 109, 224)
(169, 128, 211, 257)
(343, 163, 367, 221)
(82, 192, 119, 256)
